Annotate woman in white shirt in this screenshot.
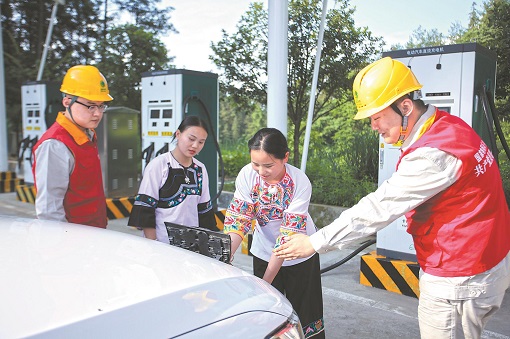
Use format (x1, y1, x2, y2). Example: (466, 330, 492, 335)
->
(223, 128, 325, 338)
(128, 116, 217, 242)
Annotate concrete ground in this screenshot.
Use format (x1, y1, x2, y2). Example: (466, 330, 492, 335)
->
(1, 191, 509, 339)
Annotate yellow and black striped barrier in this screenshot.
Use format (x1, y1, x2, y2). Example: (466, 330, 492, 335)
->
(15, 186, 231, 222)
(14, 185, 136, 221)
(215, 208, 226, 230)
(360, 251, 420, 299)
(0, 172, 24, 193)
(0, 171, 15, 181)
(16, 184, 36, 203)
(105, 196, 136, 220)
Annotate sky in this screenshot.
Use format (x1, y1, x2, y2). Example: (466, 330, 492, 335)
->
(161, 0, 475, 73)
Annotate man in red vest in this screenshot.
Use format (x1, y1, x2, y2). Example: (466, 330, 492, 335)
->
(32, 65, 113, 228)
(275, 57, 510, 338)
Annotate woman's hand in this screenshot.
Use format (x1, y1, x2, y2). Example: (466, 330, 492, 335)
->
(273, 234, 316, 260)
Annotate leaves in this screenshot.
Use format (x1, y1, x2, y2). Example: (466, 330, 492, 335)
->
(2, 0, 176, 145)
(211, 0, 384, 166)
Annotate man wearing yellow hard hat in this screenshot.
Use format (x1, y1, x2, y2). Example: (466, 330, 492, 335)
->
(32, 65, 113, 228)
(274, 57, 510, 338)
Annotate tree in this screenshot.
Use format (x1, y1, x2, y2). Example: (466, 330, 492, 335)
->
(210, 0, 384, 165)
(1, 0, 177, 151)
(391, 26, 447, 50)
(97, 24, 172, 109)
(458, 0, 510, 116)
(110, 0, 175, 35)
(390, 0, 509, 118)
(2, 0, 104, 155)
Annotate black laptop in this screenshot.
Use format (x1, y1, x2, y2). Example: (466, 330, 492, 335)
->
(164, 222, 231, 263)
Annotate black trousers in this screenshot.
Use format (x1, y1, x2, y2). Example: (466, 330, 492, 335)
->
(253, 253, 325, 338)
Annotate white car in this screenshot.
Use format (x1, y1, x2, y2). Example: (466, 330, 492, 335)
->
(0, 216, 303, 338)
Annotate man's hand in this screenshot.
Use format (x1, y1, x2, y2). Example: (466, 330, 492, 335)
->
(274, 233, 316, 260)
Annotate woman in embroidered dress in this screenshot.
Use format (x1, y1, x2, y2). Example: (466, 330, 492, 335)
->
(128, 116, 217, 242)
(223, 128, 325, 338)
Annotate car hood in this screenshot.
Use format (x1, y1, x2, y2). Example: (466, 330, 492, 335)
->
(0, 216, 294, 338)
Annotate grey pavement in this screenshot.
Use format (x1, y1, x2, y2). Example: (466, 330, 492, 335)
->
(1, 191, 509, 339)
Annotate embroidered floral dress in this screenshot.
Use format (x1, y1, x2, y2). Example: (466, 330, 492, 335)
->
(224, 163, 318, 266)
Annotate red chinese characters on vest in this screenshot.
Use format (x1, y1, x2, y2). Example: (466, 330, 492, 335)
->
(397, 109, 510, 277)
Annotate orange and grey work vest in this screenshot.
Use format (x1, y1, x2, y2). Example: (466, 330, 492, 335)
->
(398, 109, 510, 277)
(32, 113, 107, 228)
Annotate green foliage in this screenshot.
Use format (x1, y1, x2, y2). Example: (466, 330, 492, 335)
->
(221, 140, 251, 179)
(220, 128, 378, 207)
(338, 128, 379, 181)
(460, 0, 510, 113)
(392, 0, 510, 121)
(2, 0, 176, 149)
(97, 24, 172, 110)
(400, 26, 448, 49)
(218, 92, 266, 144)
(496, 119, 510, 206)
(304, 128, 378, 206)
(211, 0, 384, 166)
(307, 163, 376, 207)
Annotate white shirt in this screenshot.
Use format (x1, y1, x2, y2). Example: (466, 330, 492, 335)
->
(309, 105, 510, 299)
(230, 163, 317, 266)
(130, 152, 213, 243)
(33, 129, 94, 222)
(310, 105, 462, 252)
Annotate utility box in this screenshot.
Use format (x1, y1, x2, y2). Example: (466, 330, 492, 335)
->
(96, 107, 142, 198)
(377, 43, 497, 261)
(140, 69, 219, 201)
(20, 81, 62, 184)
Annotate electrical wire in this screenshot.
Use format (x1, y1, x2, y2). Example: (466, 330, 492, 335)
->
(320, 238, 376, 275)
(182, 95, 225, 204)
(483, 86, 510, 161)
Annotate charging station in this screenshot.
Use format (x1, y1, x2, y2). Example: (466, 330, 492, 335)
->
(19, 82, 142, 209)
(377, 43, 497, 261)
(140, 69, 219, 201)
(96, 107, 141, 198)
(19, 81, 62, 185)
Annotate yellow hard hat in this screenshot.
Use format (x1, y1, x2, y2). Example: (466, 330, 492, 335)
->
(60, 65, 113, 101)
(352, 57, 422, 120)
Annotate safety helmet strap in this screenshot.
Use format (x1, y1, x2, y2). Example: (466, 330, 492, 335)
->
(390, 99, 410, 147)
(62, 94, 88, 130)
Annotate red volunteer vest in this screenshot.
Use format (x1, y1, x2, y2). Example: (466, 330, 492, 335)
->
(397, 109, 510, 277)
(32, 113, 107, 228)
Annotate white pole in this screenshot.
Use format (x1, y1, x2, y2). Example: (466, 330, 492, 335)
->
(0, 1, 9, 171)
(301, 0, 328, 172)
(267, 0, 288, 136)
(36, 1, 63, 81)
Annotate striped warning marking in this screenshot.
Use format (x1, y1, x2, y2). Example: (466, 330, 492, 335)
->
(16, 184, 36, 203)
(15, 185, 138, 221)
(215, 209, 226, 230)
(106, 196, 136, 220)
(0, 171, 16, 181)
(360, 251, 420, 298)
(1, 178, 24, 193)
